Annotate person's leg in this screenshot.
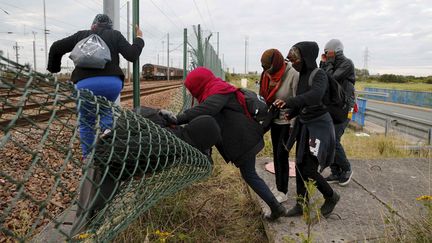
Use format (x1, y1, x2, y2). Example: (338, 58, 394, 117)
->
(270, 123, 290, 194)
(333, 119, 352, 186)
(238, 155, 287, 220)
(303, 152, 334, 199)
(303, 151, 340, 217)
(76, 76, 122, 157)
(286, 158, 306, 217)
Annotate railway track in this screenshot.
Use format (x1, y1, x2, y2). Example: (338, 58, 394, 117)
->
(0, 82, 183, 128)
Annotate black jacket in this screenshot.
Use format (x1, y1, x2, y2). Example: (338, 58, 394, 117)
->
(284, 41, 335, 168)
(284, 41, 328, 122)
(47, 28, 144, 83)
(177, 93, 264, 166)
(320, 52, 356, 109)
(320, 52, 355, 85)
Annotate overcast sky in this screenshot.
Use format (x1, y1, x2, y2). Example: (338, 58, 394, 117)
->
(0, 0, 431, 76)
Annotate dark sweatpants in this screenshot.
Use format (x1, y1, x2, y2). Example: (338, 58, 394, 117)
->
(330, 119, 351, 175)
(238, 155, 279, 208)
(270, 123, 290, 194)
(296, 144, 334, 200)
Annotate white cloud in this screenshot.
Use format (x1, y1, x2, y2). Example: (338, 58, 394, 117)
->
(0, 0, 431, 76)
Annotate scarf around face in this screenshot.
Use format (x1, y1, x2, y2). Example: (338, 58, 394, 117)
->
(259, 49, 286, 104)
(185, 67, 251, 117)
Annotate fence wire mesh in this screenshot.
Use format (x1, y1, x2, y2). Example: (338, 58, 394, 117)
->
(188, 25, 225, 79)
(0, 55, 211, 242)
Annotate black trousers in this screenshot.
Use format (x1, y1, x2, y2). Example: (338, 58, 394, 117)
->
(296, 143, 334, 201)
(238, 154, 279, 208)
(270, 123, 290, 194)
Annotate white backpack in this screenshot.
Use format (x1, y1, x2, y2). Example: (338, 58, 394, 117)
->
(69, 34, 111, 69)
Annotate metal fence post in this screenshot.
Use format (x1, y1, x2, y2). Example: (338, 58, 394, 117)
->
(385, 119, 390, 136)
(132, 0, 140, 108)
(428, 128, 432, 145)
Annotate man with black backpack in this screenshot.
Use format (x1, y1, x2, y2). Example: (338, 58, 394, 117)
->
(320, 39, 355, 186)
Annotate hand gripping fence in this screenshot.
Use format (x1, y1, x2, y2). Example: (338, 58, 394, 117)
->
(0, 56, 212, 242)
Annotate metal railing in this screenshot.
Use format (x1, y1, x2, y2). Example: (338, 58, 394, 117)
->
(365, 107, 432, 145)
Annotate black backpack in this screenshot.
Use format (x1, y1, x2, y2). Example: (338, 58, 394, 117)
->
(308, 68, 350, 124)
(240, 88, 270, 122)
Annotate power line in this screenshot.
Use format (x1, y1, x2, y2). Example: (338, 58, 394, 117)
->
(0, 2, 82, 29)
(70, 0, 100, 13)
(192, 0, 208, 30)
(160, 0, 186, 27)
(148, 0, 180, 29)
(204, 0, 215, 30)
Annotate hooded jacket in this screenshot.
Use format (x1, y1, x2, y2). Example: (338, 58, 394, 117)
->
(284, 41, 328, 121)
(176, 68, 264, 166)
(284, 42, 335, 169)
(320, 52, 356, 110)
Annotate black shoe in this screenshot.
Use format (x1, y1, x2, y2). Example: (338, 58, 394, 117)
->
(339, 170, 353, 186)
(264, 203, 288, 221)
(286, 203, 303, 217)
(321, 191, 340, 217)
(325, 173, 340, 184)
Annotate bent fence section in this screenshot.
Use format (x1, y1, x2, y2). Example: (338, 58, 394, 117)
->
(0, 56, 212, 242)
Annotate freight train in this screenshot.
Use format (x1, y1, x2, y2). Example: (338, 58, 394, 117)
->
(142, 63, 183, 80)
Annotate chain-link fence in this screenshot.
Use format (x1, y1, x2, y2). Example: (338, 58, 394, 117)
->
(188, 24, 225, 79)
(0, 55, 211, 242)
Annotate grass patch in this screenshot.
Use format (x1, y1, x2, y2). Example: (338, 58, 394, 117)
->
(114, 127, 429, 242)
(356, 81, 432, 92)
(114, 152, 267, 243)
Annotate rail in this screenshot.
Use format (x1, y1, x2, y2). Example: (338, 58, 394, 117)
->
(0, 82, 183, 128)
(365, 107, 432, 144)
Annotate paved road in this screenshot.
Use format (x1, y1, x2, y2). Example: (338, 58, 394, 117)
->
(366, 99, 431, 124)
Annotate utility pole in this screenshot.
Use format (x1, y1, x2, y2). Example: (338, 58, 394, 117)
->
(132, 0, 140, 108)
(161, 40, 165, 64)
(43, 0, 48, 70)
(167, 33, 170, 81)
(217, 32, 219, 57)
(126, 1, 130, 82)
(13, 42, 23, 63)
(244, 36, 248, 74)
(104, 0, 121, 104)
(157, 53, 159, 65)
(104, 0, 120, 30)
(32, 31, 37, 71)
(363, 47, 369, 71)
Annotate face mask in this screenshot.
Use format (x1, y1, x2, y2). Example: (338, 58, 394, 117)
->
(287, 48, 302, 72)
(291, 61, 302, 72)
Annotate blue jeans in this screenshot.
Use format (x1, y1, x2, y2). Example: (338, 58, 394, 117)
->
(75, 76, 122, 157)
(238, 155, 279, 208)
(330, 119, 351, 175)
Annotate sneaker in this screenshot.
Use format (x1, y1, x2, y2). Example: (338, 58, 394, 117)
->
(321, 191, 340, 217)
(264, 203, 288, 221)
(325, 173, 340, 184)
(286, 203, 303, 217)
(339, 170, 353, 186)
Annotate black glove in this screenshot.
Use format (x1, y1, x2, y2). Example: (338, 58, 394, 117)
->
(159, 109, 177, 125)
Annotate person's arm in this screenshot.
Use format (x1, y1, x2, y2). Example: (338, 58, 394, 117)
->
(176, 94, 229, 125)
(284, 70, 328, 109)
(323, 59, 354, 84)
(117, 25, 144, 62)
(47, 31, 82, 73)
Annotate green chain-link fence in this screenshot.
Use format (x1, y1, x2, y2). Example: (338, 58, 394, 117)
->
(0, 55, 211, 242)
(188, 24, 225, 79)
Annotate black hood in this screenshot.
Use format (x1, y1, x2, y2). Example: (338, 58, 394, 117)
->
(293, 41, 319, 71)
